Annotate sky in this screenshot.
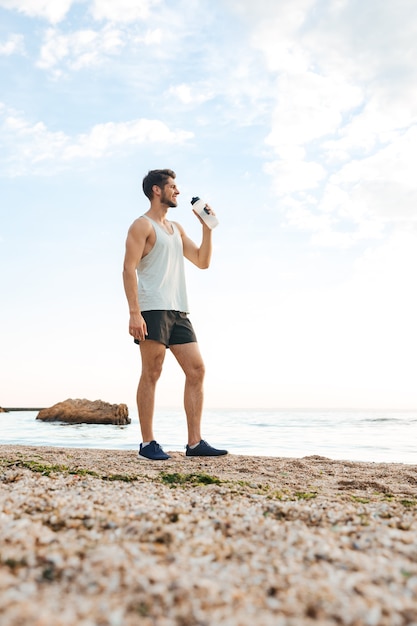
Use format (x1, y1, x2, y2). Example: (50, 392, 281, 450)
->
(1, 0, 417, 411)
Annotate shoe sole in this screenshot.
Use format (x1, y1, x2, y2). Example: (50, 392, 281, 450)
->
(138, 453, 171, 461)
(185, 452, 228, 457)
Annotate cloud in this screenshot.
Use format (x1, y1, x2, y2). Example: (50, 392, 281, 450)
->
(0, 0, 160, 24)
(36, 19, 165, 75)
(37, 24, 126, 72)
(90, 0, 159, 23)
(62, 119, 193, 160)
(327, 126, 417, 222)
(0, 0, 74, 23)
(264, 157, 326, 196)
(266, 72, 363, 151)
(0, 33, 25, 55)
(168, 83, 215, 106)
(138, 28, 162, 45)
(232, 0, 417, 247)
(0, 105, 194, 175)
(244, 0, 317, 74)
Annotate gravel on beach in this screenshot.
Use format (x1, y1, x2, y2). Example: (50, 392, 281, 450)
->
(1, 445, 417, 626)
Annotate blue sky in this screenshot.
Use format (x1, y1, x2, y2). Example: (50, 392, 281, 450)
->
(1, 0, 417, 410)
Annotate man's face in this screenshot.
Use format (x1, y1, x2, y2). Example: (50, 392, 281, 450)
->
(160, 178, 180, 207)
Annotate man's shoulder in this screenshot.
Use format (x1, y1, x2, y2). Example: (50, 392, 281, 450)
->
(126, 216, 155, 246)
(130, 215, 153, 233)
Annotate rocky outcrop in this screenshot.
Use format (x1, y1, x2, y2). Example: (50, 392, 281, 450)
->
(0, 407, 5, 413)
(36, 399, 130, 425)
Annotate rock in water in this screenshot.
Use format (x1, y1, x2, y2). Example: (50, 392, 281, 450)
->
(36, 399, 130, 425)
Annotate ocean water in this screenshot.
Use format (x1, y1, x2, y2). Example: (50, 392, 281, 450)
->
(1, 408, 416, 464)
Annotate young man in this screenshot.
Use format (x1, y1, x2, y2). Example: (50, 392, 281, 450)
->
(122, 169, 228, 460)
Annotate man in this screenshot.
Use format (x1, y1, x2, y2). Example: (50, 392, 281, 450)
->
(122, 169, 228, 460)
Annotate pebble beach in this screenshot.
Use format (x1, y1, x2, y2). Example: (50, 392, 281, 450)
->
(1, 445, 417, 625)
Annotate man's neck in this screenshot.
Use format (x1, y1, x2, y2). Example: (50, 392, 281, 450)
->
(146, 203, 169, 223)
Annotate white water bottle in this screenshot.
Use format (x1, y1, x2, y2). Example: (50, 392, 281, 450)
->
(191, 197, 219, 229)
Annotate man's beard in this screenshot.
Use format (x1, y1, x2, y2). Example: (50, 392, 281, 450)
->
(160, 191, 177, 207)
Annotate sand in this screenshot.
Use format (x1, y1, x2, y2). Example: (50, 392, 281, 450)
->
(1, 445, 417, 625)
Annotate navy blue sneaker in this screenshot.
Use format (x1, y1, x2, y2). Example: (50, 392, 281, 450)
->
(139, 441, 170, 460)
(185, 440, 228, 457)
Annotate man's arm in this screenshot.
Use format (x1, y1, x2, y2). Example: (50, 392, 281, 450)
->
(174, 208, 214, 269)
(122, 219, 150, 342)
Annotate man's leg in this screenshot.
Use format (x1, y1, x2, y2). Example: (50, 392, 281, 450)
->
(169, 342, 205, 446)
(137, 340, 166, 442)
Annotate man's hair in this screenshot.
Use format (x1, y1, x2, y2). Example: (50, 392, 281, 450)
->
(142, 169, 176, 200)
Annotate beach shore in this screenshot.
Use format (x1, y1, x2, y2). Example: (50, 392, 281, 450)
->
(1, 445, 417, 625)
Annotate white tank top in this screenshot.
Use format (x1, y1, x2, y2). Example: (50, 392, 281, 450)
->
(136, 215, 189, 312)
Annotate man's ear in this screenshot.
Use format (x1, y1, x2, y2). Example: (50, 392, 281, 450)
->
(152, 184, 161, 197)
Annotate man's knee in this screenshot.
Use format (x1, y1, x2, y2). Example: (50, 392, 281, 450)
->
(187, 360, 205, 384)
(142, 360, 164, 384)
(140, 347, 166, 383)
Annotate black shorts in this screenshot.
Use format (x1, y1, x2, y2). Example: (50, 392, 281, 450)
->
(134, 310, 197, 347)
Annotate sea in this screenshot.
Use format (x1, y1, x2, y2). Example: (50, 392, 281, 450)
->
(1, 408, 416, 465)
